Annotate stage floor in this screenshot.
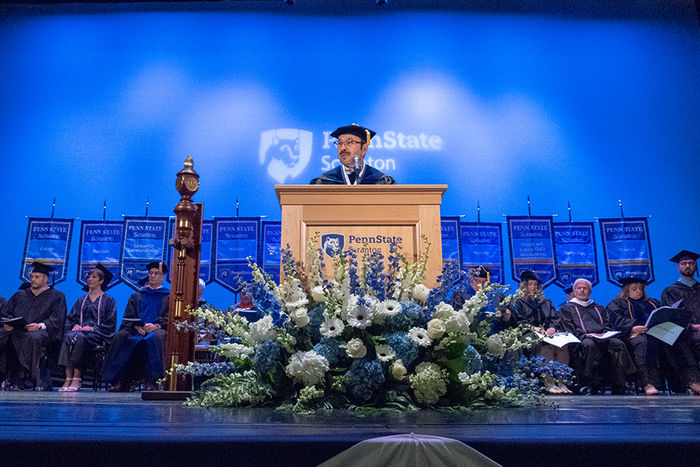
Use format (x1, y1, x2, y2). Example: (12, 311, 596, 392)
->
(1, 391, 699, 466)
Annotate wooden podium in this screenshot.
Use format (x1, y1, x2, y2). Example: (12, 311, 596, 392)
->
(275, 185, 447, 287)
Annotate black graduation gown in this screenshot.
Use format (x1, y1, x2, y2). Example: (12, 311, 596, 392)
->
(560, 300, 634, 389)
(58, 293, 117, 368)
(310, 164, 396, 185)
(0, 296, 9, 378)
(102, 287, 170, 385)
(662, 281, 700, 364)
(515, 297, 561, 329)
(4, 288, 67, 388)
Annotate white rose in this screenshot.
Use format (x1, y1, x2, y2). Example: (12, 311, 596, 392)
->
(412, 283, 431, 303)
(290, 307, 310, 328)
(391, 360, 407, 381)
(345, 338, 367, 359)
(426, 318, 446, 339)
(310, 286, 326, 302)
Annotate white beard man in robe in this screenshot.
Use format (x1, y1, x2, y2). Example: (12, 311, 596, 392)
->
(560, 278, 634, 395)
(1, 262, 67, 391)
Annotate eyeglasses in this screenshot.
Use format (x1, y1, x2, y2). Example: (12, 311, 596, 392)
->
(334, 140, 362, 148)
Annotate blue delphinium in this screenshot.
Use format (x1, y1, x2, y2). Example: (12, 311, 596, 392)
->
(254, 340, 281, 374)
(307, 306, 325, 342)
(365, 250, 389, 300)
(313, 337, 342, 367)
(344, 358, 385, 404)
(426, 260, 466, 311)
(346, 248, 361, 295)
(386, 332, 419, 367)
(463, 345, 483, 375)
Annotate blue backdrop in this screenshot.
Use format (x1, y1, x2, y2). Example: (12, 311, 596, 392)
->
(2, 3, 699, 319)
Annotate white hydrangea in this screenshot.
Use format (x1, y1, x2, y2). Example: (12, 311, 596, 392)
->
(409, 362, 448, 405)
(248, 315, 277, 344)
(444, 311, 471, 334)
(285, 350, 329, 386)
(433, 302, 455, 321)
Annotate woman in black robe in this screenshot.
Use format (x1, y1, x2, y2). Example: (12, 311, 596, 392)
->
(609, 276, 700, 395)
(514, 270, 572, 394)
(58, 265, 116, 391)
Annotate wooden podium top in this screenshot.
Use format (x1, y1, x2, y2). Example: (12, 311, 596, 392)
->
(275, 185, 447, 206)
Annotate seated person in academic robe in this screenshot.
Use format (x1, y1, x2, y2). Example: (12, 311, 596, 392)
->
(231, 283, 262, 323)
(558, 285, 574, 309)
(661, 250, 700, 366)
(58, 264, 117, 392)
(102, 262, 170, 392)
(310, 124, 396, 185)
(1, 262, 66, 391)
(0, 295, 9, 385)
(513, 270, 572, 394)
(560, 278, 634, 394)
(608, 276, 700, 395)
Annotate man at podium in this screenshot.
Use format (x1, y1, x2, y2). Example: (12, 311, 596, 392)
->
(310, 124, 396, 185)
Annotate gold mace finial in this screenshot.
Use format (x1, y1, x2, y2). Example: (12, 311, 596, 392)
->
(184, 155, 194, 170)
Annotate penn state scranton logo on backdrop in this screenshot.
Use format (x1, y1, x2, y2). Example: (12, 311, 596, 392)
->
(259, 129, 312, 183)
(321, 234, 344, 258)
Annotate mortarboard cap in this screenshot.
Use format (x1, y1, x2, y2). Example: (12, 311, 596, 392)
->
(146, 261, 168, 274)
(330, 124, 376, 146)
(82, 263, 115, 291)
(471, 265, 490, 279)
(670, 250, 699, 263)
(618, 276, 647, 287)
(519, 270, 541, 283)
(31, 262, 54, 277)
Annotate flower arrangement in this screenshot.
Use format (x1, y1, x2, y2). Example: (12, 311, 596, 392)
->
(170, 236, 571, 412)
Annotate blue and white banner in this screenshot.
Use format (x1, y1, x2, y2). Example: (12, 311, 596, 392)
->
(441, 217, 462, 264)
(506, 216, 557, 288)
(599, 217, 654, 285)
(460, 222, 505, 285)
(260, 220, 281, 284)
(21, 218, 74, 285)
(77, 220, 123, 290)
(120, 216, 169, 291)
(214, 217, 260, 293)
(553, 222, 598, 289)
(167, 219, 214, 284)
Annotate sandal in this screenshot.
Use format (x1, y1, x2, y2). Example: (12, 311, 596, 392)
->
(644, 384, 659, 395)
(59, 379, 73, 392)
(66, 378, 82, 392)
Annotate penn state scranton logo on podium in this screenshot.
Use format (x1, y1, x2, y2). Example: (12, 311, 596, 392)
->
(259, 129, 313, 183)
(322, 234, 344, 258)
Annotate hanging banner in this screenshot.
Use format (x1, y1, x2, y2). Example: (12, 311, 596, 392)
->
(599, 217, 654, 286)
(167, 219, 214, 284)
(214, 217, 260, 293)
(21, 218, 74, 285)
(77, 220, 124, 290)
(440, 217, 462, 264)
(260, 220, 281, 284)
(553, 222, 599, 289)
(460, 222, 505, 285)
(506, 216, 557, 288)
(119, 216, 169, 291)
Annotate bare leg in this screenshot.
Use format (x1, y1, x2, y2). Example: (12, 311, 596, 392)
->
(68, 368, 82, 390)
(60, 368, 73, 391)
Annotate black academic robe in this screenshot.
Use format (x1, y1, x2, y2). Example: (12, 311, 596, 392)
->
(514, 297, 561, 329)
(310, 164, 396, 185)
(58, 293, 117, 368)
(3, 287, 67, 388)
(662, 281, 700, 365)
(0, 296, 8, 378)
(102, 287, 170, 386)
(560, 300, 634, 389)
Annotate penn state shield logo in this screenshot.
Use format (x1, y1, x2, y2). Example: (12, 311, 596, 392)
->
(259, 129, 312, 183)
(321, 234, 344, 258)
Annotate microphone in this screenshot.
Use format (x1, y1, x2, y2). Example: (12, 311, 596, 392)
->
(353, 155, 362, 178)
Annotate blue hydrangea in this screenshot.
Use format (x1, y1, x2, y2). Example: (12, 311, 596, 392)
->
(313, 337, 342, 367)
(386, 301, 429, 332)
(344, 358, 385, 404)
(386, 332, 419, 367)
(463, 345, 483, 375)
(254, 340, 281, 374)
(518, 356, 573, 380)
